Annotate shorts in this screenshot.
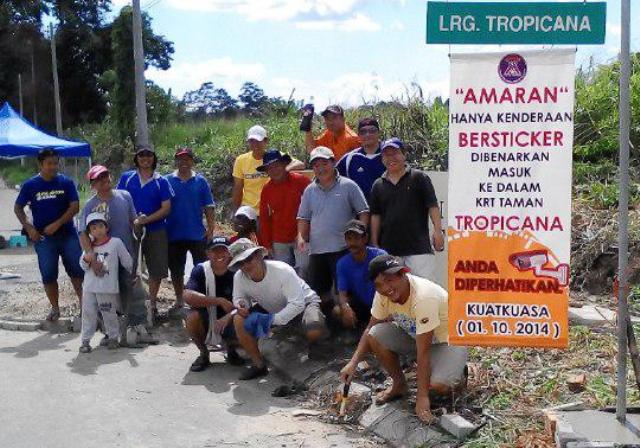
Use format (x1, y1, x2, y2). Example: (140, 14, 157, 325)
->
(34, 232, 84, 284)
(307, 250, 348, 298)
(168, 240, 207, 279)
(271, 242, 309, 280)
(399, 254, 435, 281)
(368, 322, 468, 387)
(134, 229, 168, 280)
(190, 307, 236, 340)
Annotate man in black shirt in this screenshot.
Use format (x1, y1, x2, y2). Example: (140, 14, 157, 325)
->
(183, 236, 244, 372)
(370, 138, 444, 280)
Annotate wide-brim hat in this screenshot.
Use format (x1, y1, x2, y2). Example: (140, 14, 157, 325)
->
(257, 149, 292, 172)
(228, 238, 268, 269)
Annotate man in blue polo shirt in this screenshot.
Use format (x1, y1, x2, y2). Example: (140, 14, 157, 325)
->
(117, 144, 173, 319)
(165, 147, 216, 312)
(336, 117, 385, 201)
(14, 148, 84, 321)
(335, 219, 386, 330)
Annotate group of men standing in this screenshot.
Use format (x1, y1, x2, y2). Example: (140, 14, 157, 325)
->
(13, 104, 465, 423)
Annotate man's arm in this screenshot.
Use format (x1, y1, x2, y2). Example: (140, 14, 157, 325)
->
(429, 206, 444, 251)
(286, 159, 305, 171)
(14, 203, 40, 242)
(339, 316, 382, 383)
(415, 331, 435, 422)
(356, 211, 370, 227)
(370, 214, 381, 247)
(183, 289, 234, 312)
(232, 177, 243, 211)
(304, 132, 317, 152)
(204, 206, 216, 240)
(137, 199, 170, 225)
(296, 219, 310, 252)
(43, 201, 79, 236)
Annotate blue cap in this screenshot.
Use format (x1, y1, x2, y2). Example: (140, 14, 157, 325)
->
(256, 149, 292, 172)
(207, 235, 230, 250)
(381, 137, 405, 152)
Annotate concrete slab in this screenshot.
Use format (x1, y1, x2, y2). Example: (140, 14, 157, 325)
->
(569, 306, 640, 328)
(439, 413, 476, 440)
(556, 410, 640, 447)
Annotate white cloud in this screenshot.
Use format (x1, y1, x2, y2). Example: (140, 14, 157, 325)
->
(295, 13, 380, 31)
(389, 20, 405, 31)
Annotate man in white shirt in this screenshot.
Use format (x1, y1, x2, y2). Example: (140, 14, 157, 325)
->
(229, 239, 326, 380)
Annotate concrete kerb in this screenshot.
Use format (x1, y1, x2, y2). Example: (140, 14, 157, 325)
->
(0, 317, 77, 333)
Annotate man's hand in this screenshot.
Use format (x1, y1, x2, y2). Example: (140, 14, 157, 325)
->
(217, 299, 235, 314)
(237, 301, 250, 318)
(339, 361, 357, 384)
(214, 314, 232, 334)
(299, 103, 314, 132)
(43, 222, 60, 236)
(134, 214, 148, 227)
(415, 395, 436, 423)
(91, 259, 107, 277)
(341, 304, 357, 329)
(296, 234, 307, 253)
(432, 230, 445, 252)
(25, 225, 41, 243)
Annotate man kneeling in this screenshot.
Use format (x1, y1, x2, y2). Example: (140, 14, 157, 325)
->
(340, 255, 468, 423)
(229, 239, 326, 380)
(183, 236, 244, 372)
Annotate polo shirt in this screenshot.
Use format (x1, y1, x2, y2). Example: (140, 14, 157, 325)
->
(259, 172, 311, 248)
(336, 246, 387, 307)
(370, 168, 438, 256)
(232, 151, 269, 213)
(336, 146, 385, 200)
(81, 190, 137, 255)
(15, 174, 79, 236)
(313, 125, 361, 161)
(117, 170, 174, 233)
(371, 274, 449, 343)
(297, 173, 369, 255)
(165, 171, 215, 242)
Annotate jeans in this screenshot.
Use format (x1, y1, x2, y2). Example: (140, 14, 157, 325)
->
(271, 242, 309, 280)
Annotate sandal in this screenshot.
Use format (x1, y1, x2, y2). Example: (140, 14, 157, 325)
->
(189, 355, 211, 372)
(46, 308, 60, 322)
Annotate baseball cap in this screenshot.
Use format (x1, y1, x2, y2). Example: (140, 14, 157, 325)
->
(358, 117, 380, 131)
(235, 205, 258, 221)
(321, 105, 344, 117)
(174, 147, 194, 158)
(246, 125, 268, 142)
(228, 238, 268, 269)
(381, 138, 405, 152)
(135, 143, 155, 155)
(207, 235, 230, 250)
(368, 254, 409, 280)
(86, 165, 109, 181)
(343, 219, 367, 235)
(256, 149, 292, 172)
(85, 212, 108, 230)
(309, 146, 335, 163)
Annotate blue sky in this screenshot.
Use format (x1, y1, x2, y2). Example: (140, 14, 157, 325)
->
(111, 0, 639, 108)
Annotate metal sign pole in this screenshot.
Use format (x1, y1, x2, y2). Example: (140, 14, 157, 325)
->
(615, 0, 631, 423)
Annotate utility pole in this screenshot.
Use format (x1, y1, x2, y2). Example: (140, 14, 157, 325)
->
(132, 0, 149, 147)
(30, 39, 37, 126)
(18, 73, 23, 116)
(50, 23, 63, 136)
(616, 0, 632, 424)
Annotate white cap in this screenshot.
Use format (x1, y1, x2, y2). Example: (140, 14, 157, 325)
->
(235, 205, 258, 221)
(85, 212, 108, 230)
(246, 125, 267, 142)
(309, 146, 335, 163)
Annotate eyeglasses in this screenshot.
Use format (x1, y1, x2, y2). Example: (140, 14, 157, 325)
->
(358, 127, 379, 136)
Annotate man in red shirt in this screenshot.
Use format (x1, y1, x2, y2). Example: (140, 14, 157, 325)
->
(258, 149, 311, 279)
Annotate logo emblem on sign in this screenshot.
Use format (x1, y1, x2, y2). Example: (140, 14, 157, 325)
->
(498, 54, 527, 84)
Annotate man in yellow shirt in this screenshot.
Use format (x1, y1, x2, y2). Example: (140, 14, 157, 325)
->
(300, 104, 360, 161)
(232, 125, 303, 215)
(340, 255, 467, 423)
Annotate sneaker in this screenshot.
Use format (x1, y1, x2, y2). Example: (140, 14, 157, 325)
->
(46, 308, 60, 322)
(99, 335, 110, 347)
(225, 349, 246, 366)
(190, 354, 211, 372)
(79, 341, 91, 353)
(107, 338, 120, 350)
(135, 324, 159, 345)
(239, 364, 268, 381)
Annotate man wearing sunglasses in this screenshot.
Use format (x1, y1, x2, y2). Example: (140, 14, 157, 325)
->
(336, 118, 386, 201)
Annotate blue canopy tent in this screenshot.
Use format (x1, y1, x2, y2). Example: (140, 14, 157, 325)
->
(0, 102, 91, 158)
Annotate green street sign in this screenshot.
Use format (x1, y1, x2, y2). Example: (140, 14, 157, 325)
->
(426, 2, 606, 45)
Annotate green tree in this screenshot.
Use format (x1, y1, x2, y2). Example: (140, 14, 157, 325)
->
(239, 81, 267, 115)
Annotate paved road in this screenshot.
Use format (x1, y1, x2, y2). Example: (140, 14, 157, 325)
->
(0, 329, 377, 448)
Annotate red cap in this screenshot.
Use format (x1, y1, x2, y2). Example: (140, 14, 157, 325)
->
(174, 147, 194, 158)
(86, 165, 109, 181)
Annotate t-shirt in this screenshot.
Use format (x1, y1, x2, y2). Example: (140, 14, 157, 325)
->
(336, 246, 387, 307)
(15, 174, 79, 236)
(117, 170, 174, 233)
(79, 237, 133, 294)
(233, 260, 319, 326)
(371, 274, 448, 343)
(336, 146, 385, 201)
(81, 190, 137, 255)
(259, 172, 311, 248)
(232, 152, 269, 213)
(313, 125, 361, 161)
(165, 171, 215, 242)
(370, 168, 438, 256)
(185, 263, 234, 318)
(297, 174, 369, 255)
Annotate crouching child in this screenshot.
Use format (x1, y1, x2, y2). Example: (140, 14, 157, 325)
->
(79, 212, 133, 353)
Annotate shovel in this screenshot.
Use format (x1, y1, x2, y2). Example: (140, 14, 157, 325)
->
(339, 382, 350, 418)
(131, 227, 153, 328)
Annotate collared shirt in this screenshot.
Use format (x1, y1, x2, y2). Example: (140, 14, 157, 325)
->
(371, 274, 449, 343)
(336, 145, 385, 200)
(336, 246, 387, 307)
(15, 173, 79, 236)
(259, 172, 311, 248)
(165, 170, 215, 242)
(370, 168, 438, 256)
(117, 170, 174, 232)
(232, 151, 269, 213)
(313, 125, 361, 161)
(297, 173, 369, 254)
